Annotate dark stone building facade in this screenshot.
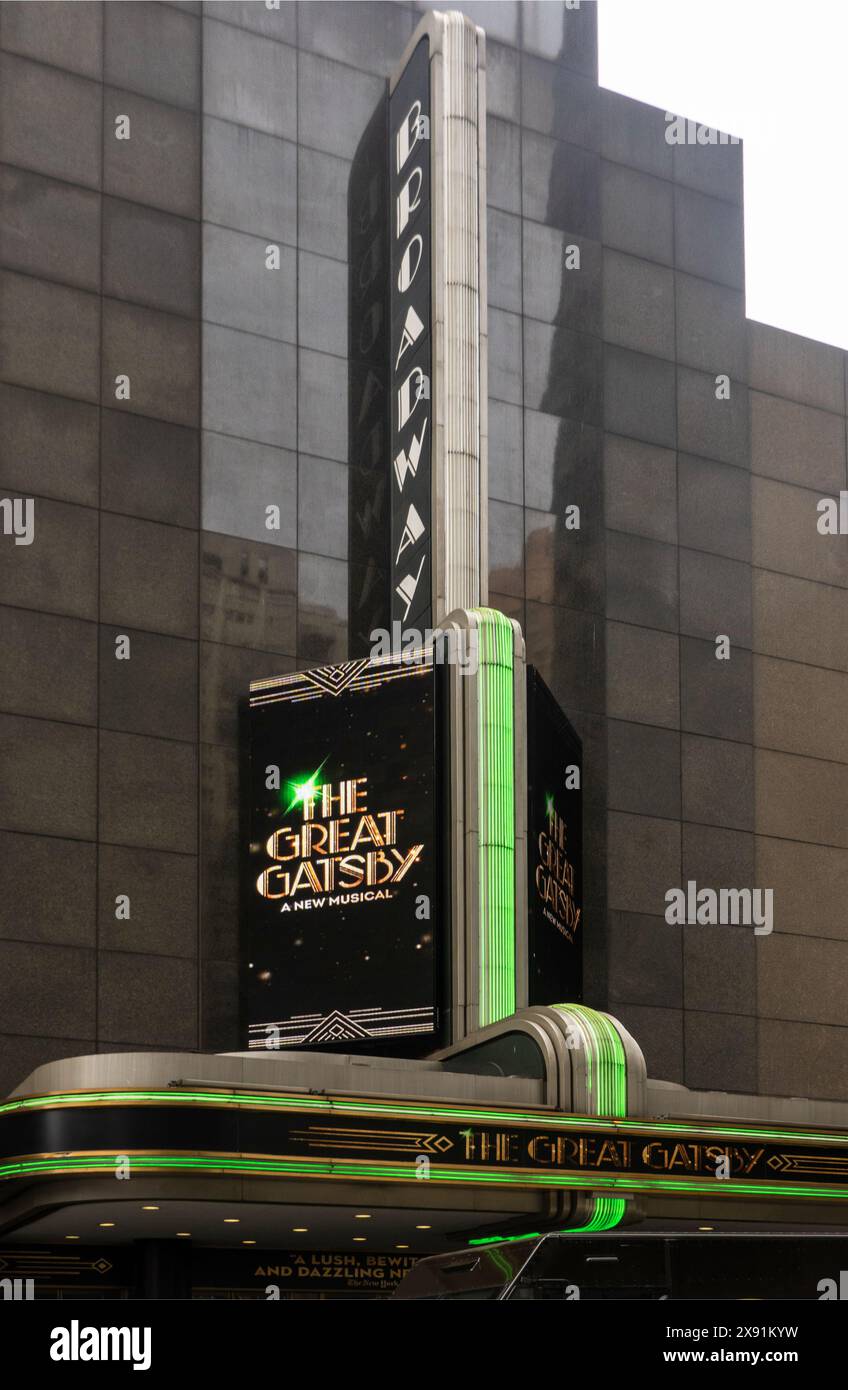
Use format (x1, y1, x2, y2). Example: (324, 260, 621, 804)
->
(0, 0, 846, 1101)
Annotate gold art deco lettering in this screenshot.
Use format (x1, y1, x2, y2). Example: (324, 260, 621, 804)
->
(527, 1135, 633, 1169)
(535, 800, 581, 940)
(257, 776, 424, 906)
(640, 1142, 764, 1175)
(460, 1129, 766, 1177)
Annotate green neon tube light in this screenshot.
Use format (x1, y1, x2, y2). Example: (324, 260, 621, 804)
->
(2, 1089, 847, 1147)
(575, 1195, 628, 1231)
(2, 1153, 846, 1202)
(475, 608, 516, 1028)
(468, 1196, 628, 1245)
(554, 1006, 628, 1118)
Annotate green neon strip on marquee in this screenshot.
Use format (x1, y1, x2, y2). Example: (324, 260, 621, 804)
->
(2, 1089, 848, 1147)
(578, 1195, 628, 1231)
(475, 608, 516, 1028)
(554, 1006, 628, 1119)
(1, 1154, 846, 1202)
(468, 1196, 628, 1246)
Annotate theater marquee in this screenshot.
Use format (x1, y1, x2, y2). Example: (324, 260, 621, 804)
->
(4, 1088, 848, 1207)
(245, 653, 443, 1050)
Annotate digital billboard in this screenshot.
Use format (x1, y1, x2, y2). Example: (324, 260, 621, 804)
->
(245, 653, 443, 1051)
(526, 667, 583, 1005)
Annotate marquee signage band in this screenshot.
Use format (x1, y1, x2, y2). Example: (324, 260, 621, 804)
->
(4, 1088, 848, 1205)
(0, 1245, 416, 1296)
(216, 1249, 417, 1294)
(245, 653, 443, 1050)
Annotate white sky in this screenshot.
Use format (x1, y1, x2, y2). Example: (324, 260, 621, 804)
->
(597, 0, 848, 350)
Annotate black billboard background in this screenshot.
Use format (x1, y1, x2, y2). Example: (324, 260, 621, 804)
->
(526, 666, 583, 1005)
(348, 92, 390, 654)
(244, 661, 443, 1052)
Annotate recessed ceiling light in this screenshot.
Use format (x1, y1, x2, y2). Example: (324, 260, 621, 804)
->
(353, 1237, 367, 1243)
(415, 1224, 431, 1230)
(176, 1232, 191, 1238)
(395, 1244, 409, 1249)
(99, 1222, 115, 1228)
(65, 1235, 80, 1241)
(354, 1213, 372, 1219)
(223, 1218, 240, 1224)
(292, 1227, 308, 1233)
(242, 1240, 256, 1246)
(698, 1225, 715, 1231)
(142, 1205, 159, 1211)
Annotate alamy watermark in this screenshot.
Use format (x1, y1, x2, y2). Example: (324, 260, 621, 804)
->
(50, 1321, 151, 1371)
(816, 489, 848, 534)
(0, 496, 34, 545)
(664, 113, 740, 146)
(818, 1271, 848, 1299)
(665, 881, 773, 935)
(370, 621, 479, 675)
(1, 1276, 34, 1300)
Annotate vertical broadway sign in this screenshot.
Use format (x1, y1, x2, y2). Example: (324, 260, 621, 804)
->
(389, 37, 432, 631)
